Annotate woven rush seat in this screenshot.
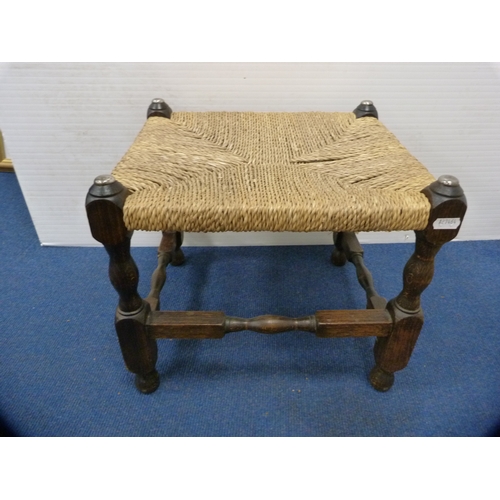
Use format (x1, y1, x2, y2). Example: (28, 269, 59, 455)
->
(112, 111, 436, 233)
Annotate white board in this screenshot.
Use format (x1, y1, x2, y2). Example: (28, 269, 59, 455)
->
(1, 62, 499, 246)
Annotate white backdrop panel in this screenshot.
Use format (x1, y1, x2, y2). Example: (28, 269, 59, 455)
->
(0, 62, 498, 246)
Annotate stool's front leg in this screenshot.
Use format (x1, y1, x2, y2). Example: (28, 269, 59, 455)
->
(86, 175, 159, 394)
(370, 175, 467, 391)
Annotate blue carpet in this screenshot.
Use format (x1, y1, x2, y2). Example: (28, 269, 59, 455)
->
(1, 172, 499, 436)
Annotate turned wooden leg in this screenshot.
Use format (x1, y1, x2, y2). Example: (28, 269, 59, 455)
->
(169, 231, 185, 266)
(370, 175, 467, 391)
(86, 174, 159, 394)
(145, 231, 185, 311)
(333, 231, 387, 310)
(331, 232, 347, 266)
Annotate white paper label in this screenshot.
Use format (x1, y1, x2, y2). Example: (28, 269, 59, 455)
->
(433, 217, 461, 230)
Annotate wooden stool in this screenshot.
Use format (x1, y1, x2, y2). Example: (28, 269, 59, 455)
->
(86, 99, 467, 394)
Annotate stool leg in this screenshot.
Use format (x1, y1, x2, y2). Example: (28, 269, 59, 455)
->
(86, 175, 159, 394)
(369, 175, 467, 391)
(167, 231, 185, 266)
(331, 232, 347, 266)
(146, 231, 185, 311)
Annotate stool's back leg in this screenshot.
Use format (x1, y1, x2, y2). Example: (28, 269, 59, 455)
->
(86, 175, 159, 394)
(169, 231, 185, 266)
(146, 231, 185, 311)
(333, 232, 387, 310)
(331, 232, 347, 266)
(370, 175, 467, 391)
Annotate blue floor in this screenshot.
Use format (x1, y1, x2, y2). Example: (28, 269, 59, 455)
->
(1, 172, 499, 436)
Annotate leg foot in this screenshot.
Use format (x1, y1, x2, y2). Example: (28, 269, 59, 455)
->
(369, 365, 395, 392)
(162, 231, 185, 266)
(135, 370, 160, 394)
(331, 248, 347, 266)
(331, 232, 347, 266)
(172, 231, 185, 265)
(172, 248, 185, 266)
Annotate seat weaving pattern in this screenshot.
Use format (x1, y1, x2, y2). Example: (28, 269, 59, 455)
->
(112, 112, 435, 232)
